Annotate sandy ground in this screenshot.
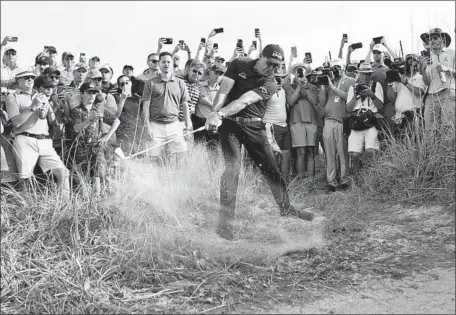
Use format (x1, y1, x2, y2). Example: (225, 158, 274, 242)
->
(239, 267, 455, 314)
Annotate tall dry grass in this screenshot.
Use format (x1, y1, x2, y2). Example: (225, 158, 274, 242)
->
(358, 118, 455, 209)
(1, 144, 324, 313)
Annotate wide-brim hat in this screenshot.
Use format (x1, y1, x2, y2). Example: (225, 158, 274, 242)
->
(15, 68, 38, 79)
(420, 28, 451, 47)
(289, 62, 311, 75)
(358, 63, 373, 73)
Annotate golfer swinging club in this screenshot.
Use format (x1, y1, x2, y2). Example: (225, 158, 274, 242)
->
(205, 44, 315, 240)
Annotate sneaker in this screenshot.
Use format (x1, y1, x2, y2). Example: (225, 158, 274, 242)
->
(281, 206, 314, 221)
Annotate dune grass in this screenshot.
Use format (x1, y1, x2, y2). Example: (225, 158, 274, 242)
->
(1, 117, 454, 313)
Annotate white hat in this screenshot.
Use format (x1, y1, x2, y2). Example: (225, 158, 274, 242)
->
(15, 68, 38, 79)
(330, 58, 345, 69)
(372, 44, 387, 53)
(289, 62, 312, 75)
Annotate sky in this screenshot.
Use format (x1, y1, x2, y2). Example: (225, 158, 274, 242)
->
(1, 1, 455, 77)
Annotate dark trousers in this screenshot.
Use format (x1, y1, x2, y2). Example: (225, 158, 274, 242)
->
(218, 119, 291, 220)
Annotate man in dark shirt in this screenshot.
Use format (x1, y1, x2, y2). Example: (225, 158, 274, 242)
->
(206, 44, 315, 240)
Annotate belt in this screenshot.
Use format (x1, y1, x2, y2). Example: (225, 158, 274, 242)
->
(16, 132, 50, 140)
(227, 117, 262, 123)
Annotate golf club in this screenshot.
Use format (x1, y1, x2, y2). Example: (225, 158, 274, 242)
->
(114, 126, 206, 160)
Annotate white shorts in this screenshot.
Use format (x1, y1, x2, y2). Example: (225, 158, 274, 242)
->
(13, 135, 65, 179)
(348, 127, 380, 153)
(148, 120, 187, 156)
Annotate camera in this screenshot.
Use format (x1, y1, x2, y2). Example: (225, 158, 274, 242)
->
(389, 57, 405, 76)
(354, 83, 369, 95)
(320, 68, 334, 80)
(297, 68, 304, 78)
(306, 74, 330, 86)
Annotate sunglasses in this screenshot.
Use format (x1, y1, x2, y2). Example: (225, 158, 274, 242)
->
(50, 76, 60, 80)
(5, 51, 16, 56)
(149, 60, 159, 63)
(86, 90, 98, 95)
(372, 51, 382, 55)
(430, 35, 442, 40)
(92, 78, 103, 82)
(346, 67, 358, 73)
(64, 57, 74, 60)
(119, 82, 130, 87)
(192, 69, 203, 76)
(21, 76, 35, 80)
(266, 61, 280, 68)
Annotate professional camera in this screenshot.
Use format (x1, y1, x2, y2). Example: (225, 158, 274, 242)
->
(354, 82, 369, 95)
(306, 73, 330, 86)
(390, 57, 406, 74)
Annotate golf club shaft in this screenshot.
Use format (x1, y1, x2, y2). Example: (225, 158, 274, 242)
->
(126, 126, 206, 159)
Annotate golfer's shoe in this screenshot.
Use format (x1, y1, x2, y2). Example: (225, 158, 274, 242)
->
(281, 206, 314, 221)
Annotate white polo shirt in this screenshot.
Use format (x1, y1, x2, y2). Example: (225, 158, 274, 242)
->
(427, 47, 455, 94)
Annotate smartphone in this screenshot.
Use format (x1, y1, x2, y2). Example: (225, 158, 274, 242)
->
(351, 42, 363, 49)
(214, 28, 224, 34)
(255, 28, 260, 37)
(297, 68, 304, 78)
(373, 36, 383, 44)
(343, 34, 348, 40)
(161, 38, 173, 44)
(420, 50, 431, 58)
(236, 39, 243, 49)
(10, 36, 18, 42)
(179, 40, 184, 44)
(213, 43, 219, 50)
(291, 46, 298, 58)
(80, 53, 86, 57)
(44, 46, 49, 50)
(252, 41, 257, 49)
(305, 52, 313, 64)
(201, 38, 206, 44)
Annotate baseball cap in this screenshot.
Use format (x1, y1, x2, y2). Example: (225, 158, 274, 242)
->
(123, 65, 134, 71)
(15, 68, 38, 79)
(372, 44, 387, 53)
(79, 82, 100, 93)
(43, 67, 61, 76)
(47, 46, 57, 54)
(358, 63, 373, 73)
(99, 63, 113, 73)
(330, 58, 345, 69)
(215, 56, 226, 62)
(34, 75, 54, 88)
(262, 44, 285, 64)
(210, 64, 225, 74)
(62, 52, 74, 59)
(73, 63, 88, 71)
(4, 45, 16, 53)
(89, 69, 103, 79)
(90, 56, 100, 62)
(35, 53, 50, 65)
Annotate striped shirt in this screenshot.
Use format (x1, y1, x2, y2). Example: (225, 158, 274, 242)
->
(179, 76, 201, 121)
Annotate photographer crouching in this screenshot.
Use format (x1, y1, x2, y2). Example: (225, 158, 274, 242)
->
(346, 63, 384, 176)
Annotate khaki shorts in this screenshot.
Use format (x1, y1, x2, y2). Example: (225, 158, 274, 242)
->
(148, 120, 187, 156)
(290, 122, 317, 147)
(348, 126, 380, 153)
(13, 135, 65, 179)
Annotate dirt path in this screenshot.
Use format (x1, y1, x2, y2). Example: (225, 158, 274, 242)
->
(240, 267, 455, 314)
